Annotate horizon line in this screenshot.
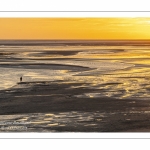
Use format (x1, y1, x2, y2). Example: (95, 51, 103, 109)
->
(0, 39, 150, 41)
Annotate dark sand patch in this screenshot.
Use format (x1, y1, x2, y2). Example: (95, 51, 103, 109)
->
(0, 63, 93, 72)
(28, 51, 81, 57)
(0, 52, 15, 55)
(1, 81, 150, 132)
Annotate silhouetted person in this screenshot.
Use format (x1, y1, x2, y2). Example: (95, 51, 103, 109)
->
(20, 76, 22, 82)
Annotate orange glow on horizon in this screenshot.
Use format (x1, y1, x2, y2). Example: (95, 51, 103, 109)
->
(0, 18, 150, 39)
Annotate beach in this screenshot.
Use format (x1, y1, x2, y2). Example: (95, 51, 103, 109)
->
(1, 80, 150, 132)
(0, 40, 150, 132)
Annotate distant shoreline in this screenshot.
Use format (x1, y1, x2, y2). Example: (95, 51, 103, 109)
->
(1, 39, 150, 46)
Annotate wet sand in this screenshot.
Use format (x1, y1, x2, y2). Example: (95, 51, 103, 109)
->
(1, 40, 150, 132)
(1, 81, 150, 132)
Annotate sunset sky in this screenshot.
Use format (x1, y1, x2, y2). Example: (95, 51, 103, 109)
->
(1, 18, 150, 39)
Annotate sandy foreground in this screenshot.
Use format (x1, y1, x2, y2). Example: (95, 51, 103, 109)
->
(0, 81, 150, 132)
